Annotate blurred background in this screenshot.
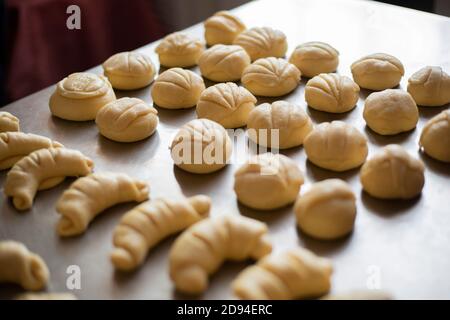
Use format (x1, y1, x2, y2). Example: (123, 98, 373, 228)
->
(1, 0, 449, 106)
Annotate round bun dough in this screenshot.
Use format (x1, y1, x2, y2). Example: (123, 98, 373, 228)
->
(49, 72, 116, 121)
(351, 53, 404, 90)
(155, 32, 204, 67)
(247, 101, 313, 149)
(360, 144, 425, 199)
(242, 57, 301, 97)
(419, 109, 450, 162)
(233, 27, 287, 61)
(304, 121, 368, 171)
(151, 68, 205, 109)
(196, 82, 256, 128)
(204, 11, 246, 46)
(95, 97, 158, 142)
(170, 119, 232, 174)
(305, 73, 360, 113)
(234, 152, 304, 210)
(289, 42, 339, 78)
(0, 111, 20, 132)
(198, 44, 250, 82)
(363, 89, 418, 135)
(295, 179, 356, 240)
(407, 66, 450, 107)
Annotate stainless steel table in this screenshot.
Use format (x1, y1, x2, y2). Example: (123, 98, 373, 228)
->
(1, 0, 449, 299)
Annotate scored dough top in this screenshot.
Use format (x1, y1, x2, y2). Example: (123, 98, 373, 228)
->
(102, 52, 155, 76)
(242, 57, 301, 86)
(56, 73, 112, 99)
(204, 10, 246, 33)
(155, 32, 204, 56)
(292, 42, 339, 60)
(351, 53, 405, 75)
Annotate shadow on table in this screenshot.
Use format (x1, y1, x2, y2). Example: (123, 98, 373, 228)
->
(237, 201, 293, 225)
(305, 160, 360, 182)
(361, 191, 421, 218)
(364, 126, 415, 146)
(419, 151, 450, 177)
(418, 105, 449, 119)
(296, 227, 353, 256)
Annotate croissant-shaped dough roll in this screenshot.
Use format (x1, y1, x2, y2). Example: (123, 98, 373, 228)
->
(4, 148, 94, 211)
(232, 248, 333, 300)
(204, 11, 246, 46)
(155, 32, 204, 68)
(407, 66, 450, 107)
(169, 215, 272, 295)
(111, 195, 211, 271)
(0, 111, 20, 132)
(0, 241, 49, 291)
(56, 172, 149, 237)
(233, 27, 287, 61)
(15, 292, 77, 300)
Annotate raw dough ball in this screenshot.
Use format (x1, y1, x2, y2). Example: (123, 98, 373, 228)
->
(170, 119, 232, 174)
(155, 32, 204, 67)
(196, 82, 256, 128)
(407, 66, 450, 107)
(198, 44, 251, 82)
(289, 42, 339, 78)
(0, 111, 20, 132)
(360, 144, 425, 199)
(351, 53, 404, 90)
(204, 11, 246, 46)
(242, 57, 301, 97)
(363, 89, 418, 135)
(247, 101, 313, 149)
(49, 72, 116, 121)
(295, 179, 356, 240)
(95, 97, 158, 142)
(419, 109, 450, 162)
(304, 121, 368, 171)
(305, 73, 360, 113)
(102, 51, 156, 90)
(233, 27, 287, 61)
(234, 153, 304, 210)
(151, 68, 205, 109)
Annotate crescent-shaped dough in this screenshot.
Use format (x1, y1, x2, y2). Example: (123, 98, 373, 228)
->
(169, 215, 272, 295)
(56, 172, 149, 237)
(111, 195, 211, 271)
(0, 111, 20, 132)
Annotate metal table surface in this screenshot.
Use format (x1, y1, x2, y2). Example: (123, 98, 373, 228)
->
(0, 0, 449, 300)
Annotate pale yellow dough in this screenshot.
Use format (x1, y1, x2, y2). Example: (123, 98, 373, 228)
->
(419, 109, 450, 162)
(295, 179, 356, 240)
(151, 68, 205, 109)
(0, 241, 49, 291)
(204, 11, 246, 46)
(242, 57, 301, 97)
(0, 111, 20, 132)
(196, 82, 256, 128)
(289, 42, 339, 78)
(363, 89, 418, 135)
(234, 153, 304, 210)
(111, 195, 211, 271)
(360, 144, 425, 199)
(16, 292, 77, 300)
(95, 97, 158, 142)
(232, 248, 332, 300)
(155, 32, 204, 67)
(233, 27, 287, 61)
(304, 121, 368, 172)
(56, 172, 149, 237)
(247, 101, 313, 149)
(49, 72, 116, 121)
(4, 148, 94, 211)
(169, 215, 272, 295)
(407, 66, 450, 107)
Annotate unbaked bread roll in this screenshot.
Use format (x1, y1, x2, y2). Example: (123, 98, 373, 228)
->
(111, 195, 211, 271)
(419, 109, 450, 162)
(247, 101, 313, 149)
(295, 179, 356, 240)
(234, 153, 304, 210)
(0, 241, 49, 291)
(241, 57, 301, 97)
(196, 82, 256, 128)
(15, 292, 77, 300)
(351, 53, 404, 90)
(155, 32, 204, 67)
(169, 215, 272, 295)
(151, 68, 205, 109)
(95, 97, 158, 142)
(360, 144, 425, 199)
(0, 111, 19, 132)
(232, 248, 332, 300)
(198, 44, 251, 82)
(56, 172, 149, 237)
(305, 73, 360, 113)
(170, 119, 232, 174)
(407, 66, 450, 107)
(0, 132, 63, 170)
(102, 51, 156, 90)
(322, 290, 392, 300)
(304, 121, 368, 171)
(289, 42, 339, 78)
(4, 148, 94, 211)
(233, 27, 287, 61)
(49, 72, 116, 121)
(363, 89, 418, 135)
(204, 11, 246, 46)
